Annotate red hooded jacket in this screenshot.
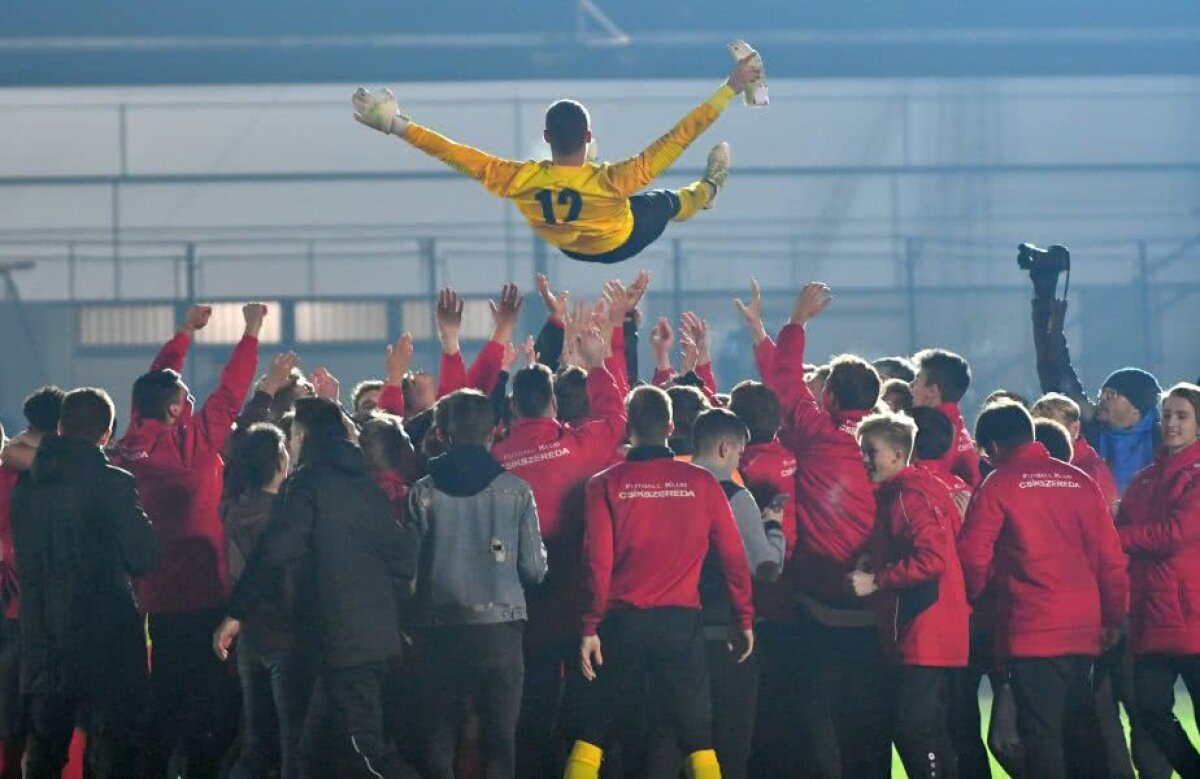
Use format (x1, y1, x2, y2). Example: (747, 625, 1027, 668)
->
(1117, 441, 1200, 656)
(492, 365, 627, 643)
(870, 466, 970, 667)
(739, 440, 798, 622)
(582, 448, 754, 636)
(931, 403, 982, 488)
(958, 442, 1128, 659)
(114, 332, 258, 614)
(1074, 438, 1119, 512)
(915, 459, 972, 537)
(770, 324, 877, 605)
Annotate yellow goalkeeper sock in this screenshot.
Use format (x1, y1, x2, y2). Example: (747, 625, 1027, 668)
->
(684, 749, 722, 779)
(563, 741, 603, 779)
(671, 180, 715, 222)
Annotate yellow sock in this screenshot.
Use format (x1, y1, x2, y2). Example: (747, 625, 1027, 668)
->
(684, 748, 721, 779)
(563, 740, 603, 779)
(671, 180, 715, 222)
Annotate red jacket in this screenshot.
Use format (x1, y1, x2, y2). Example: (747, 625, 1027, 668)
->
(958, 442, 1128, 659)
(438, 341, 505, 398)
(0, 466, 20, 620)
(915, 460, 972, 537)
(770, 324, 877, 605)
(753, 336, 778, 387)
(1074, 438, 1119, 512)
(930, 403, 982, 488)
(582, 448, 754, 636)
(114, 333, 258, 614)
(739, 439, 798, 622)
(492, 366, 627, 643)
(871, 466, 970, 667)
(1117, 441, 1200, 656)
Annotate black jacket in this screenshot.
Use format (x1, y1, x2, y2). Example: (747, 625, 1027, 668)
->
(229, 437, 416, 669)
(11, 435, 158, 697)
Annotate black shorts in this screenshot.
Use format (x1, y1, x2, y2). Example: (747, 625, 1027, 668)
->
(560, 190, 681, 265)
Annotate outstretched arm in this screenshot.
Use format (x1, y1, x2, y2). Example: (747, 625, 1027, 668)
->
(604, 55, 762, 197)
(353, 87, 524, 197)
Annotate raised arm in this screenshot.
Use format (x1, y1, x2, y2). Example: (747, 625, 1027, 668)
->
(774, 283, 834, 446)
(193, 304, 262, 457)
(379, 334, 414, 418)
(352, 87, 524, 197)
(603, 55, 761, 197)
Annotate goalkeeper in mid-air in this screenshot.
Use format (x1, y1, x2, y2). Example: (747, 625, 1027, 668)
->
(352, 45, 764, 265)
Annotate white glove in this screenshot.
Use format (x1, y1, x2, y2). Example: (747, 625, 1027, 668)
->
(729, 40, 768, 107)
(352, 87, 411, 136)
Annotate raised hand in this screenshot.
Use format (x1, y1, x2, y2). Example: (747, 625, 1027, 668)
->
(650, 316, 674, 372)
(680, 332, 700, 375)
(680, 311, 711, 366)
(734, 278, 768, 343)
(521, 335, 539, 370)
(261, 352, 299, 397)
(535, 273, 569, 320)
(242, 303, 269, 338)
(603, 280, 632, 329)
(626, 270, 651, 311)
(351, 87, 409, 136)
(182, 304, 213, 334)
(790, 282, 832, 326)
(490, 283, 524, 343)
(386, 333, 414, 386)
(576, 328, 607, 370)
(727, 52, 764, 93)
(311, 367, 341, 404)
(501, 341, 520, 373)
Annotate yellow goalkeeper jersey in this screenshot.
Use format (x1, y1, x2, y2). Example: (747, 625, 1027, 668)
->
(402, 84, 737, 255)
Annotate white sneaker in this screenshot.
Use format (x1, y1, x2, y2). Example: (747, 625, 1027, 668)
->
(702, 141, 730, 208)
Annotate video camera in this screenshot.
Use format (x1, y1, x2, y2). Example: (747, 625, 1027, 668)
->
(1017, 243, 1070, 275)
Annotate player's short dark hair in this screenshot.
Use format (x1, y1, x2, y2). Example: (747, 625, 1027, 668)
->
(693, 408, 749, 456)
(434, 389, 495, 447)
(554, 367, 589, 425)
(873, 357, 917, 383)
(58, 388, 115, 444)
(352, 380, 385, 413)
(545, 100, 590, 157)
(667, 385, 711, 453)
(628, 386, 672, 443)
(729, 380, 780, 445)
(132, 370, 185, 422)
(1035, 419, 1074, 462)
(914, 349, 972, 404)
(985, 389, 1029, 409)
(882, 379, 914, 413)
(360, 413, 417, 478)
(293, 396, 350, 462)
(909, 405, 955, 462)
(975, 401, 1034, 453)
(23, 385, 67, 434)
(826, 355, 881, 412)
(513, 365, 555, 419)
(227, 423, 286, 500)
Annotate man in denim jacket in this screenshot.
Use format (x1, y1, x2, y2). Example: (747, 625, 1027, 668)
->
(407, 389, 548, 779)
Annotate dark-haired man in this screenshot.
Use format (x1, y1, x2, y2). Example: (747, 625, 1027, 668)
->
(565, 386, 753, 779)
(958, 402, 1129, 779)
(352, 51, 764, 265)
(491, 329, 626, 778)
(912, 348, 982, 487)
(767, 282, 891, 778)
(12, 388, 158, 778)
(113, 302, 261, 777)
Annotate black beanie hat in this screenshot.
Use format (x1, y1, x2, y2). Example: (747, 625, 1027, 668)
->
(1102, 368, 1162, 416)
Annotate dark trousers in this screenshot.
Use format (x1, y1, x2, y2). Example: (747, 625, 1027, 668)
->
(231, 637, 313, 779)
(517, 638, 574, 779)
(300, 662, 418, 779)
(143, 609, 239, 779)
(0, 618, 24, 779)
(560, 191, 681, 265)
(791, 608, 893, 779)
(895, 666, 959, 779)
(748, 621, 803, 778)
(645, 632, 760, 779)
(1105, 640, 1172, 779)
(26, 693, 139, 779)
(422, 622, 525, 779)
(1133, 654, 1200, 779)
(950, 663, 992, 779)
(573, 608, 713, 757)
(1092, 644, 1137, 779)
(1008, 655, 1106, 779)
